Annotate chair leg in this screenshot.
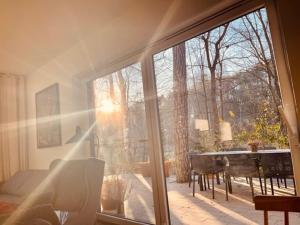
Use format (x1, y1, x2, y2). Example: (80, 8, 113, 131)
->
(225, 177, 229, 201)
(203, 174, 207, 191)
(284, 178, 287, 188)
(207, 175, 210, 190)
(193, 173, 196, 197)
(264, 211, 269, 225)
(249, 177, 255, 200)
(199, 174, 203, 191)
(228, 176, 233, 194)
(284, 212, 289, 225)
(264, 177, 267, 195)
(293, 178, 297, 196)
(188, 170, 191, 188)
(216, 173, 220, 185)
(212, 174, 215, 199)
(246, 177, 249, 184)
(276, 177, 280, 188)
(259, 175, 264, 195)
(270, 178, 274, 195)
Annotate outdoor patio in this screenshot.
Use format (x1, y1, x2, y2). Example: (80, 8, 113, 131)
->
(121, 174, 300, 225)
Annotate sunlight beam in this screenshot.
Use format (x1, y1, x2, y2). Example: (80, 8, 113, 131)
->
(3, 120, 97, 225)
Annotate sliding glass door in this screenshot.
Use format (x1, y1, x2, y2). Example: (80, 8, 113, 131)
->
(153, 7, 293, 225)
(92, 63, 156, 224)
(89, 2, 298, 225)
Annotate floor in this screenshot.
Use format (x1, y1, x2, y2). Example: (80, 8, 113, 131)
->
(103, 174, 300, 225)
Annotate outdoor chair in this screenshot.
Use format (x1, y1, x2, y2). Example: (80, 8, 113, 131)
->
(254, 195, 300, 225)
(190, 155, 225, 199)
(188, 153, 201, 189)
(260, 153, 296, 195)
(225, 154, 263, 200)
(16, 158, 105, 225)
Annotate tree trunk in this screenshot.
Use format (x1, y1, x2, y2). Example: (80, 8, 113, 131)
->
(173, 43, 189, 183)
(210, 69, 220, 147)
(117, 71, 129, 155)
(218, 62, 224, 120)
(200, 52, 210, 128)
(202, 24, 228, 148)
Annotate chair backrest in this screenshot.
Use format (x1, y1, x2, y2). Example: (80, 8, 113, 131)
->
(225, 154, 259, 177)
(50, 158, 105, 225)
(191, 155, 225, 174)
(277, 153, 293, 177)
(260, 154, 279, 177)
(260, 153, 293, 177)
(254, 196, 300, 225)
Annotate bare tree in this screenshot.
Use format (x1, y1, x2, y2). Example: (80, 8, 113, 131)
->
(117, 71, 129, 154)
(201, 23, 229, 147)
(234, 10, 281, 110)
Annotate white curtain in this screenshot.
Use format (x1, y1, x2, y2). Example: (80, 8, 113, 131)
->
(0, 73, 28, 181)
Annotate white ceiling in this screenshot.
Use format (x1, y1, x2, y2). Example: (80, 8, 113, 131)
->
(0, 0, 236, 78)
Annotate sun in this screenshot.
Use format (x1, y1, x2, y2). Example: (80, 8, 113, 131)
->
(98, 99, 119, 113)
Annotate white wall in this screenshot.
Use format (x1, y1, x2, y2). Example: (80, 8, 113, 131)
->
(26, 64, 90, 169)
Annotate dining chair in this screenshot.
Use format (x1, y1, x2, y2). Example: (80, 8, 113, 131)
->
(225, 154, 263, 200)
(260, 153, 296, 195)
(190, 155, 226, 199)
(254, 195, 300, 225)
(188, 153, 199, 188)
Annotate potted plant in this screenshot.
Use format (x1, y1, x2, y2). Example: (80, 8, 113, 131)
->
(101, 174, 130, 214)
(135, 161, 171, 177)
(248, 141, 259, 152)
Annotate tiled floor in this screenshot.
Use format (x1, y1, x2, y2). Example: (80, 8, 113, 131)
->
(117, 174, 300, 225)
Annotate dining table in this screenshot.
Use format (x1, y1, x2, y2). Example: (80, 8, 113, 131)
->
(195, 149, 290, 156)
(189, 149, 291, 192)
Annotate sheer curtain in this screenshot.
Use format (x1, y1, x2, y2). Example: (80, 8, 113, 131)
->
(0, 73, 28, 181)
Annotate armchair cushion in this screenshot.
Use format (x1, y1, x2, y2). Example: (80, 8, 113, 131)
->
(1, 170, 48, 197)
(52, 162, 86, 212)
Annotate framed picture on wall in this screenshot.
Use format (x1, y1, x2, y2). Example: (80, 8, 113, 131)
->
(35, 83, 62, 148)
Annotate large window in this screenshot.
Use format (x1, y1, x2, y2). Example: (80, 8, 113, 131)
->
(93, 63, 155, 224)
(153, 8, 296, 225)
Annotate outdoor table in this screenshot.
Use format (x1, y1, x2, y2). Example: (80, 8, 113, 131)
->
(189, 149, 291, 192)
(196, 149, 290, 156)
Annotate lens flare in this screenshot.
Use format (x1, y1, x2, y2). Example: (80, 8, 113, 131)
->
(98, 99, 119, 113)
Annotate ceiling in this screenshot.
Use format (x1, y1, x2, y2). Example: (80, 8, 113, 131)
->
(0, 0, 237, 78)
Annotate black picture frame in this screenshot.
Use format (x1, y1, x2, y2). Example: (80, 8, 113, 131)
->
(35, 83, 62, 148)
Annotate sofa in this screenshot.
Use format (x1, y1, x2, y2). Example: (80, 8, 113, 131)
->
(0, 170, 49, 206)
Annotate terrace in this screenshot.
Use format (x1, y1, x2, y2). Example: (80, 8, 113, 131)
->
(102, 174, 300, 225)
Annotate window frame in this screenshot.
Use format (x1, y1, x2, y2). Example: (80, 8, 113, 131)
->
(90, 0, 299, 224)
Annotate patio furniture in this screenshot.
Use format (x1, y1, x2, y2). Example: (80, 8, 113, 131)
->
(189, 150, 291, 201)
(188, 153, 199, 188)
(254, 195, 300, 225)
(190, 155, 225, 199)
(225, 154, 263, 200)
(260, 152, 296, 195)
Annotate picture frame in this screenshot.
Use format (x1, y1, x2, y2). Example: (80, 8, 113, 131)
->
(35, 83, 62, 148)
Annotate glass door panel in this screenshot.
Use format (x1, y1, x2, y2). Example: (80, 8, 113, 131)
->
(153, 8, 295, 225)
(93, 63, 155, 224)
